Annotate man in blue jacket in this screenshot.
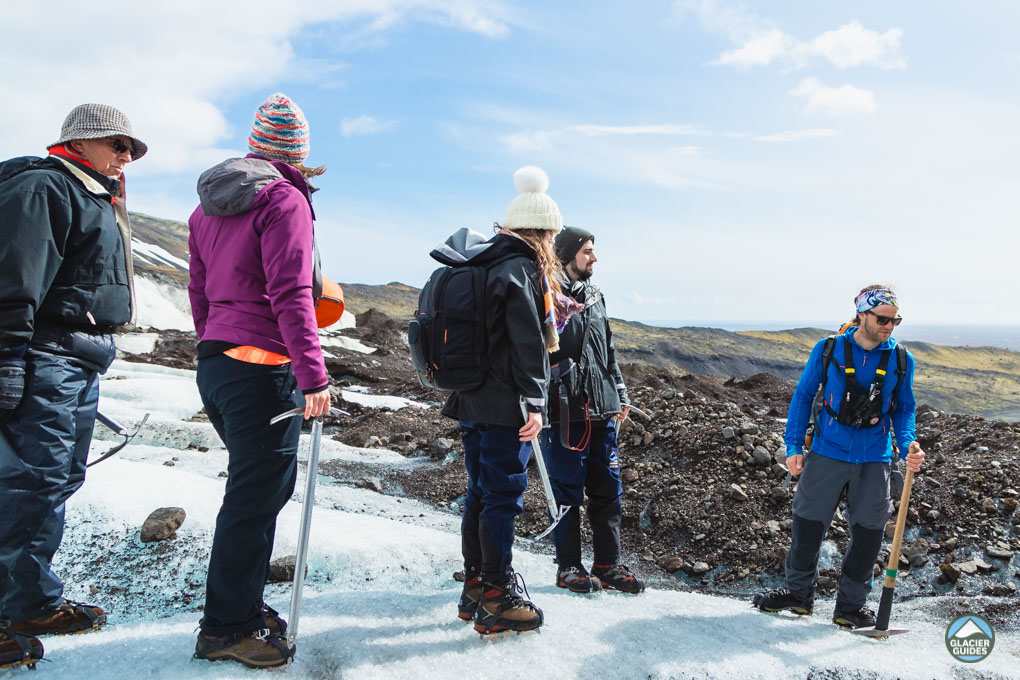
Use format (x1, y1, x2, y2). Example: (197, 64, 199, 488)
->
(753, 285, 925, 629)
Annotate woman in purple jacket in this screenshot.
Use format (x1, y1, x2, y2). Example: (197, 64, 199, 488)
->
(187, 93, 331, 669)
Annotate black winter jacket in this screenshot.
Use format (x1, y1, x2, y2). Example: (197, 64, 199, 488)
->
(438, 231, 550, 427)
(548, 277, 628, 423)
(0, 156, 133, 372)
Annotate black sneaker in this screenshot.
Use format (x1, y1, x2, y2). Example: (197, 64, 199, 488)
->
(458, 568, 483, 621)
(752, 588, 814, 615)
(194, 628, 294, 669)
(833, 606, 877, 630)
(474, 571, 543, 635)
(557, 565, 602, 594)
(0, 627, 43, 670)
(591, 563, 645, 594)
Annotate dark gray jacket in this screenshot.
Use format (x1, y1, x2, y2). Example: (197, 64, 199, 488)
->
(549, 277, 628, 423)
(0, 156, 132, 372)
(439, 230, 549, 427)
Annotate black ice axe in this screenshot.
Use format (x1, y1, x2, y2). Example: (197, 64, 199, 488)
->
(87, 411, 151, 467)
(853, 463, 915, 639)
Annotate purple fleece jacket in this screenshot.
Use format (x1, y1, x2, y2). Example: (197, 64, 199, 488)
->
(188, 154, 328, 392)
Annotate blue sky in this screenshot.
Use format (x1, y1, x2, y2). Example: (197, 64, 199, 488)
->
(3, 1, 1018, 325)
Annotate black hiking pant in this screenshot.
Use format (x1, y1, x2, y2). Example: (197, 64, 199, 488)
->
(0, 351, 99, 622)
(541, 419, 623, 569)
(197, 354, 300, 636)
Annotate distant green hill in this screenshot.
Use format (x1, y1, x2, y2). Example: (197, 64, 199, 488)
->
(337, 282, 1020, 419)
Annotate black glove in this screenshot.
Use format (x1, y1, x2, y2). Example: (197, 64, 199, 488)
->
(0, 360, 26, 419)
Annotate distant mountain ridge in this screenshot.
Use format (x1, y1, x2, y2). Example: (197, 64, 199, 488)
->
(123, 214, 1020, 419)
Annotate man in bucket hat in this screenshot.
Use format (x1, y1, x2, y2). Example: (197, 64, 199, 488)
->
(0, 103, 145, 666)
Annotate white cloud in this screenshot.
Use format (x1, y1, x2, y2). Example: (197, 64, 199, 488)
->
(754, 128, 836, 143)
(679, 4, 905, 70)
(572, 124, 700, 137)
(0, 1, 511, 176)
(341, 115, 397, 137)
(790, 78, 876, 115)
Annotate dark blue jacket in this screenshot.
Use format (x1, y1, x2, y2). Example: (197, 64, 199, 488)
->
(784, 327, 917, 463)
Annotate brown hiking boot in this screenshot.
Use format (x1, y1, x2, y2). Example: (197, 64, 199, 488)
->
(0, 628, 44, 670)
(474, 571, 543, 635)
(261, 602, 287, 637)
(194, 628, 294, 669)
(591, 563, 645, 594)
(457, 571, 483, 621)
(9, 599, 107, 636)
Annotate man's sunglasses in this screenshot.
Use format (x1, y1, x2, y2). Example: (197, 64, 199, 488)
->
(105, 138, 133, 155)
(867, 311, 903, 327)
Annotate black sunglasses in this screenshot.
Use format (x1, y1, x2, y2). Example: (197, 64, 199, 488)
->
(106, 138, 133, 155)
(867, 311, 903, 327)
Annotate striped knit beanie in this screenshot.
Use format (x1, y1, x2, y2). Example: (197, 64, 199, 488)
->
(248, 93, 310, 163)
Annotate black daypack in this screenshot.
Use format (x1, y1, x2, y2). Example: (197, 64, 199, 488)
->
(409, 263, 494, 392)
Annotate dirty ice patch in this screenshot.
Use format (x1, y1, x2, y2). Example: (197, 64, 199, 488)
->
(115, 332, 159, 355)
(341, 390, 428, 411)
(99, 360, 203, 422)
(320, 334, 377, 355)
(133, 275, 194, 331)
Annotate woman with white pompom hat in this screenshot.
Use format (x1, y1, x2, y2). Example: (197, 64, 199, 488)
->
(434, 165, 563, 635)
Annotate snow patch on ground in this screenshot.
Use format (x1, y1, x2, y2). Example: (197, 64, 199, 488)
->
(132, 239, 189, 270)
(341, 390, 429, 411)
(133, 275, 194, 331)
(320, 334, 377, 354)
(115, 332, 159, 355)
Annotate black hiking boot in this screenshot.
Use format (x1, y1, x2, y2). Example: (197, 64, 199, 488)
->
(474, 572, 543, 635)
(557, 565, 602, 594)
(833, 606, 877, 630)
(752, 588, 814, 615)
(592, 563, 645, 594)
(458, 568, 483, 621)
(9, 599, 107, 636)
(0, 626, 43, 671)
(194, 627, 294, 668)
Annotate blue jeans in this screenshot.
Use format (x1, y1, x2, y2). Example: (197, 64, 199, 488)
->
(459, 422, 533, 584)
(0, 351, 99, 621)
(541, 419, 623, 568)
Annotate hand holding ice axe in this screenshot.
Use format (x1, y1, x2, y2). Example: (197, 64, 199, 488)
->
(269, 406, 350, 648)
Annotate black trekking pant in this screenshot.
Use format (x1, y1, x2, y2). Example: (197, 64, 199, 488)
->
(197, 354, 301, 636)
(541, 419, 623, 569)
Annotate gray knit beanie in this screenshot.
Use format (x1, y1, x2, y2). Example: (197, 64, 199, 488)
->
(49, 104, 147, 159)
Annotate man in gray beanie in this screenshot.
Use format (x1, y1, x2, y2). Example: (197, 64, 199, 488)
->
(540, 227, 644, 595)
(0, 104, 144, 665)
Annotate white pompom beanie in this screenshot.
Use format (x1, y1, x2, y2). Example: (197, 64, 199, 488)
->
(504, 166, 563, 232)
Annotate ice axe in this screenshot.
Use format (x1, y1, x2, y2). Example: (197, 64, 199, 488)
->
(87, 411, 150, 467)
(270, 406, 349, 647)
(853, 461, 915, 639)
(521, 404, 571, 541)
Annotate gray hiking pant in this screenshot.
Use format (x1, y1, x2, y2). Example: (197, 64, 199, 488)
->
(785, 453, 892, 612)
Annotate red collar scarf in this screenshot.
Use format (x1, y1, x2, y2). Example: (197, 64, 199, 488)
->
(47, 143, 125, 205)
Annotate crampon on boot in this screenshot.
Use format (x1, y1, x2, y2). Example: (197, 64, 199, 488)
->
(751, 588, 814, 616)
(0, 628, 43, 671)
(474, 571, 543, 635)
(261, 602, 287, 637)
(458, 568, 483, 621)
(591, 563, 645, 594)
(833, 606, 877, 630)
(556, 565, 602, 594)
(194, 627, 294, 669)
(9, 599, 107, 636)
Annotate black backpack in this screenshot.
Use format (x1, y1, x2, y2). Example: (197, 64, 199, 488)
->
(409, 262, 496, 392)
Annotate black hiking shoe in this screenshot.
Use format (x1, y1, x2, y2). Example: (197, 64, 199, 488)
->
(592, 563, 645, 594)
(458, 568, 483, 621)
(752, 588, 814, 615)
(9, 599, 107, 636)
(194, 628, 294, 668)
(833, 606, 877, 630)
(557, 565, 602, 594)
(0, 627, 43, 671)
(474, 572, 543, 635)
(261, 602, 287, 637)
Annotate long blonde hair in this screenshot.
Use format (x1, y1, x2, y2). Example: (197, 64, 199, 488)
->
(500, 228, 562, 297)
(292, 162, 326, 179)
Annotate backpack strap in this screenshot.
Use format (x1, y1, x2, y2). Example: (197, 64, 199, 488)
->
(810, 335, 838, 431)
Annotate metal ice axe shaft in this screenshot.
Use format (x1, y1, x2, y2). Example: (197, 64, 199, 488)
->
(87, 411, 151, 467)
(269, 407, 348, 646)
(520, 404, 571, 541)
